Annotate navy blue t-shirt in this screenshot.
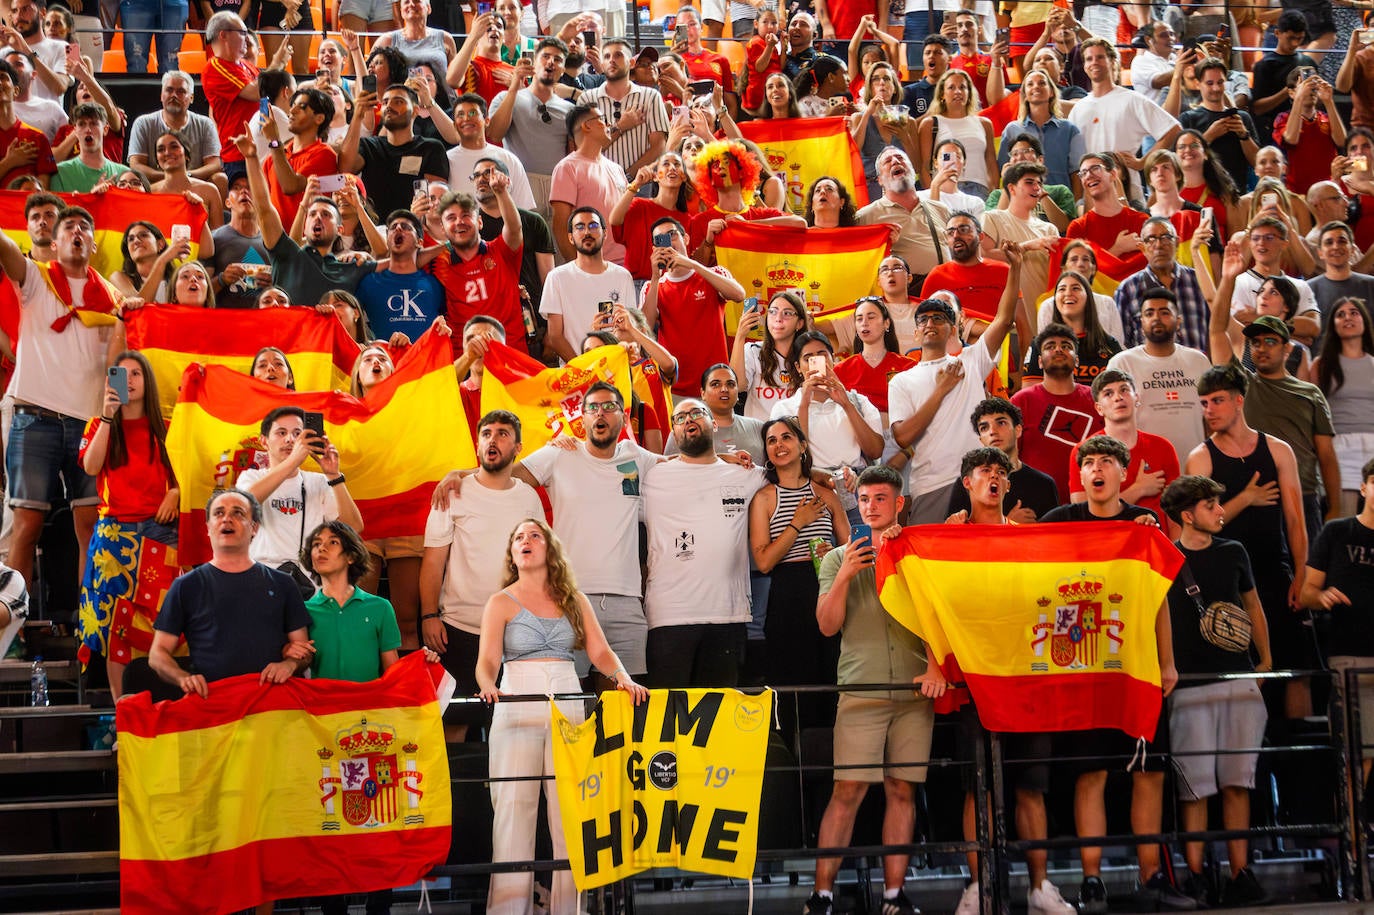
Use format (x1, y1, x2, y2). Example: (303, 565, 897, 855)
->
(356, 268, 447, 341)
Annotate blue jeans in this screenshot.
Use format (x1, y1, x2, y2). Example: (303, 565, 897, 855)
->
(903, 7, 944, 70)
(120, 0, 188, 73)
(6, 411, 98, 510)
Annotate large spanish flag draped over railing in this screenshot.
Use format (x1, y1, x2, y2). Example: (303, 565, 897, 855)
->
(480, 341, 633, 453)
(126, 304, 362, 413)
(737, 116, 869, 214)
(876, 522, 1183, 739)
(166, 330, 473, 566)
(117, 653, 452, 915)
(716, 223, 889, 339)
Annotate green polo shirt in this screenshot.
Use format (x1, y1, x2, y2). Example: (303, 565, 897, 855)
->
(305, 586, 402, 682)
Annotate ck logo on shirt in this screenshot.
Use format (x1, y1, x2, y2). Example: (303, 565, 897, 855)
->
(720, 486, 746, 518)
(387, 288, 427, 319)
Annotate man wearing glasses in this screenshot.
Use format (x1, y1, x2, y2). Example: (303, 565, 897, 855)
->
(540, 206, 636, 363)
(202, 12, 261, 187)
(918, 213, 1011, 327)
(1065, 152, 1149, 267)
(1114, 215, 1213, 353)
(489, 37, 574, 218)
(444, 93, 535, 209)
(1228, 216, 1321, 340)
(856, 147, 951, 288)
(642, 398, 766, 687)
(356, 210, 446, 344)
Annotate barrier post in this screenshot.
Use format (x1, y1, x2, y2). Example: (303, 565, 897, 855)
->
(1348, 667, 1369, 900)
(1332, 666, 1356, 900)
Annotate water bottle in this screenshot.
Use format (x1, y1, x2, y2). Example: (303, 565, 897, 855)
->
(30, 657, 49, 707)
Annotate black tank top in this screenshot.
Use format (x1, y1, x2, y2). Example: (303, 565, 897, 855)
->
(1204, 434, 1291, 567)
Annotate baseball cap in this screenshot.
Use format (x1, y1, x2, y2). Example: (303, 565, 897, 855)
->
(1242, 314, 1291, 342)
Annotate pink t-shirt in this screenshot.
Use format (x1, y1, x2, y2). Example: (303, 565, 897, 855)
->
(550, 151, 630, 265)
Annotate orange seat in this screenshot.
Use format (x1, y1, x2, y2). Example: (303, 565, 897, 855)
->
(648, 0, 676, 25)
(718, 37, 746, 82)
(177, 49, 207, 74)
(100, 49, 127, 73)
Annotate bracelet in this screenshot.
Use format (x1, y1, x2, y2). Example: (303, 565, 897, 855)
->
(788, 523, 802, 534)
(610, 667, 626, 681)
(99, 415, 113, 424)
(327, 474, 346, 487)
(420, 611, 442, 621)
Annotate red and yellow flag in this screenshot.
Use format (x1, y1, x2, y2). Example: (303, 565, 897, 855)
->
(737, 116, 870, 214)
(876, 522, 1182, 739)
(126, 304, 362, 414)
(715, 223, 890, 338)
(166, 330, 473, 565)
(117, 653, 452, 915)
(981, 90, 1022, 149)
(1048, 237, 1145, 299)
(479, 341, 633, 454)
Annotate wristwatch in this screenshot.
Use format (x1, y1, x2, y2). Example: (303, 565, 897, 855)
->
(267, 139, 282, 150)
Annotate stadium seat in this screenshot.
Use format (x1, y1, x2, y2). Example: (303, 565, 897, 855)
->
(177, 50, 207, 75)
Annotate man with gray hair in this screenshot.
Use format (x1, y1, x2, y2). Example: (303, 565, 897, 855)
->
(128, 70, 224, 191)
(855, 147, 950, 287)
(202, 11, 262, 186)
(1114, 214, 1213, 353)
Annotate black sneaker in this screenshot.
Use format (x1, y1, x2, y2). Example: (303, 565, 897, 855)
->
(880, 889, 921, 915)
(1180, 870, 1211, 908)
(1221, 867, 1268, 907)
(803, 891, 834, 915)
(1078, 875, 1109, 914)
(1131, 870, 1198, 911)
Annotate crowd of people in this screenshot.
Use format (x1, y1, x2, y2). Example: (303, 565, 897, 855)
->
(0, 0, 1373, 912)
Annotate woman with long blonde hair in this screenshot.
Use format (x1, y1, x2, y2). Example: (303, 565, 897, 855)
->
(476, 518, 646, 915)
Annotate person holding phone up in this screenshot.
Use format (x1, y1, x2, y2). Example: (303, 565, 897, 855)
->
(76, 351, 180, 701)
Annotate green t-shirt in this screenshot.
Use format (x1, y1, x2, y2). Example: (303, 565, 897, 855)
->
(306, 586, 402, 682)
(818, 545, 928, 700)
(984, 183, 1076, 224)
(50, 158, 129, 193)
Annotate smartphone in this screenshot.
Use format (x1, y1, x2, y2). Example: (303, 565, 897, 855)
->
(1352, 155, 1370, 172)
(995, 26, 1010, 45)
(107, 366, 129, 405)
(742, 295, 759, 314)
(1359, 29, 1374, 48)
(520, 50, 533, 65)
(315, 69, 328, 82)
(674, 23, 688, 45)
(1199, 207, 1213, 227)
(408, 66, 423, 80)
(303, 411, 326, 440)
(318, 173, 347, 193)
(940, 150, 954, 166)
(1297, 66, 1316, 81)
(258, 98, 271, 119)
(477, 0, 492, 12)
(413, 179, 428, 195)
(689, 78, 715, 97)
(652, 232, 674, 248)
(597, 301, 614, 316)
(64, 42, 79, 67)
(805, 353, 827, 375)
(170, 223, 191, 244)
(582, 29, 596, 47)
(361, 73, 378, 94)
(1221, 106, 1239, 117)
(1215, 22, 1231, 40)
(851, 523, 873, 547)
(1261, 192, 1279, 208)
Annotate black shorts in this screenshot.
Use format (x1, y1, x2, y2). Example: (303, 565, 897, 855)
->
(955, 701, 1052, 794)
(254, 0, 314, 31)
(1055, 707, 1171, 776)
(439, 624, 489, 728)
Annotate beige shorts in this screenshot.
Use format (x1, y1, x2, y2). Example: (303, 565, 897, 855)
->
(365, 534, 425, 561)
(833, 693, 935, 783)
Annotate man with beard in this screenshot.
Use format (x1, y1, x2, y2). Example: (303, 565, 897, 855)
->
(550, 105, 628, 264)
(581, 38, 669, 177)
(420, 410, 542, 740)
(1115, 216, 1212, 353)
(540, 205, 635, 363)
(435, 382, 660, 690)
(3, 51, 62, 140)
(855, 148, 951, 287)
(918, 213, 1013, 328)
(1106, 288, 1213, 466)
(0, 0, 69, 103)
(428, 181, 527, 353)
(259, 87, 338, 228)
(489, 38, 574, 217)
(1011, 323, 1103, 501)
(128, 71, 223, 189)
(642, 398, 767, 686)
(1065, 152, 1149, 265)
(357, 209, 446, 344)
(234, 131, 379, 307)
(444, 94, 535, 209)
(340, 84, 448, 221)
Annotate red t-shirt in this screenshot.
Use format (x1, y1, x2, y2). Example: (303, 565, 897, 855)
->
(464, 56, 515, 107)
(203, 55, 260, 164)
(264, 139, 338, 228)
(1178, 185, 1228, 238)
(54, 121, 123, 165)
(428, 236, 528, 354)
(612, 198, 688, 280)
(680, 47, 735, 94)
(1066, 207, 1148, 275)
(1010, 382, 1103, 503)
(79, 415, 173, 521)
(1273, 110, 1340, 198)
(0, 121, 56, 186)
(459, 380, 481, 445)
(834, 350, 916, 413)
(644, 268, 730, 397)
(918, 259, 1010, 322)
(1067, 429, 1179, 519)
(688, 204, 784, 255)
(951, 52, 1001, 103)
(824, 0, 877, 40)
(743, 35, 784, 112)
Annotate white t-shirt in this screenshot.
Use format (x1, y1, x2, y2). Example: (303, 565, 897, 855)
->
(9, 260, 112, 420)
(741, 341, 795, 422)
(770, 389, 881, 471)
(422, 477, 543, 633)
(917, 187, 986, 217)
(1068, 86, 1178, 199)
(12, 96, 66, 140)
(887, 341, 996, 496)
(1231, 270, 1320, 321)
(520, 440, 659, 596)
(1129, 49, 1173, 106)
(237, 468, 338, 569)
(446, 143, 536, 210)
(2, 38, 68, 104)
(539, 260, 637, 361)
(1105, 344, 1214, 466)
(249, 104, 295, 162)
(643, 460, 767, 629)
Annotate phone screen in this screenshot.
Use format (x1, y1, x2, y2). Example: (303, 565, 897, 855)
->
(597, 301, 614, 316)
(652, 232, 674, 248)
(108, 366, 129, 405)
(674, 23, 688, 44)
(361, 74, 378, 94)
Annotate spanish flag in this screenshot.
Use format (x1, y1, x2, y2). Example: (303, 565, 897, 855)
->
(980, 90, 1022, 149)
(1047, 237, 1144, 298)
(716, 223, 889, 338)
(737, 116, 870, 214)
(126, 304, 362, 414)
(166, 330, 474, 566)
(479, 341, 634, 453)
(876, 523, 1182, 739)
(117, 653, 452, 915)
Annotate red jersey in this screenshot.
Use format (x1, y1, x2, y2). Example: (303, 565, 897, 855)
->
(743, 35, 784, 111)
(833, 350, 916, 413)
(680, 47, 735, 93)
(464, 56, 515, 107)
(459, 380, 481, 445)
(0, 120, 56, 186)
(1178, 185, 1228, 238)
(644, 267, 730, 397)
(919, 259, 1010, 322)
(824, 0, 878, 39)
(1010, 382, 1103, 502)
(1066, 206, 1148, 275)
(612, 197, 689, 280)
(428, 236, 528, 354)
(54, 121, 123, 165)
(951, 52, 1000, 102)
(264, 139, 338, 228)
(79, 415, 173, 521)
(1068, 428, 1178, 520)
(203, 55, 260, 164)
(1273, 110, 1340, 197)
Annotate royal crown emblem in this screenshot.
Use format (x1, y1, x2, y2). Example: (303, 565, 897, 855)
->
(318, 717, 427, 831)
(1029, 572, 1126, 671)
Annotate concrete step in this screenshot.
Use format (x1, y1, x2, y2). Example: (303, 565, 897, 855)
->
(0, 750, 114, 775)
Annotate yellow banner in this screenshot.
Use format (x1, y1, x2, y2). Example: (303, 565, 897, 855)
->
(552, 689, 773, 890)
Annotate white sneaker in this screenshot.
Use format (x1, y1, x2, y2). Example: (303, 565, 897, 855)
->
(1027, 879, 1076, 914)
(954, 881, 981, 915)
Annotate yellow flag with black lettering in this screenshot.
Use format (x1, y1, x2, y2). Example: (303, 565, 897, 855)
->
(551, 688, 773, 890)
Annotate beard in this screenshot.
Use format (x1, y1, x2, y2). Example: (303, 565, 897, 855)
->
(565, 51, 586, 70)
(588, 422, 620, 450)
(882, 174, 915, 194)
(676, 428, 713, 457)
(1144, 324, 1175, 345)
(480, 451, 514, 473)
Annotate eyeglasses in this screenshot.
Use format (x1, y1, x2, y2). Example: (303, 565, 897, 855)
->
(1077, 163, 1108, 178)
(470, 167, 498, 180)
(1249, 233, 1281, 243)
(537, 102, 551, 124)
(671, 407, 709, 424)
(126, 231, 155, 241)
(1175, 142, 1203, 151)
(572, 220, 602, 232)
(944, 224, 978, 236)
(915, 313, 951, 326)
(455, 108, 483, 119)
(1249, 336, 1286, 348)
(766, 307, 799, 318)
(388, 222, 418, 234)
(878, 264, 907, 274)
(1141, 234, 1176, 245)
(584, 400, 622, 414)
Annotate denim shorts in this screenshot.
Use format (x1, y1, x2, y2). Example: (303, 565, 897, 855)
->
(7, 411, 98, 510)
(337, 0, 392, 21)
(130, 518, 179, 546)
